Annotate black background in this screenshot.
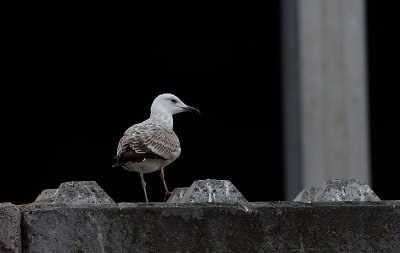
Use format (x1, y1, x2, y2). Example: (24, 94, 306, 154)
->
(1, 0, 398, 204)
(367, 1, 400, 200)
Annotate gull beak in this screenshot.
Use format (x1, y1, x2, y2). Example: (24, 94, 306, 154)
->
(182, 106, 201, 115)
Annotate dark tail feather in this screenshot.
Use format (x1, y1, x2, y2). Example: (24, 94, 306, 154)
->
(112, 162, 123, 168)
(113, 154, 123, 167)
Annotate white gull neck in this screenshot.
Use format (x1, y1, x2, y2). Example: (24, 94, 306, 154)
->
(150, 108, 174, 130)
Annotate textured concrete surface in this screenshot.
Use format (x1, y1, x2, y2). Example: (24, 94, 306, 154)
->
(20, 201, 400, 252)
(170, 179, 247, 203)
(0, 203, 21, 253)
(295, 178, 380, 202)
(167, 187, 189, 203)
(35, 189, 57, 202)
(2, 180, 398, 252)
(52, 181, 116, 205)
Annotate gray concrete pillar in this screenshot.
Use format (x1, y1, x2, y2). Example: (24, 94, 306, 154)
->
(282, 0, 369, 200)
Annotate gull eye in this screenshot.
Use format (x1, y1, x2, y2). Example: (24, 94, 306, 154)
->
(171, 99, 177, 103)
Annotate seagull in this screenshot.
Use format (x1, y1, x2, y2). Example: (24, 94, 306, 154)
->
(113, 93, 200, 202)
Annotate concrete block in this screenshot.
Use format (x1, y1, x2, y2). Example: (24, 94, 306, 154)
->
(166, 187, 189, 203)
(294, 178, 380, 202)
(20, 201, 400, 252)
(169, 179, 248, 203)
(34, 189, 57, 202)
(52, 181, 116, 205)
(293, 186, 320, 202)
(0, 203, 21, 253)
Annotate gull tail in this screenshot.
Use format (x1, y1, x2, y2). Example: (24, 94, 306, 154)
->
(112, 162, 122, 168)
(112, 154, 121, 168)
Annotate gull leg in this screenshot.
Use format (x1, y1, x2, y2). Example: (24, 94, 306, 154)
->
(140, 173, 149, 203)
(160, 168, 172, 201)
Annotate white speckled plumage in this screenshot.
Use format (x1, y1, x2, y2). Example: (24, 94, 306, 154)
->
(117, 118, 181, 173)
(114, 93, 199, 202)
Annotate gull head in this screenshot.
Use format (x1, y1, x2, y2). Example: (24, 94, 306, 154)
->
(150, 93, 201, 116)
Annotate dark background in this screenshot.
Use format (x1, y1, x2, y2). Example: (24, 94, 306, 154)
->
(367, 1, 400, 200)
(1, 0, 398, 204)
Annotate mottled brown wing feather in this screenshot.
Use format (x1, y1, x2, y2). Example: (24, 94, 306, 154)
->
(143, 129, 180, 160)
(116, 123, 180, 161)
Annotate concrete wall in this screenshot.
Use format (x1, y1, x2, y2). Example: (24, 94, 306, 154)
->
(1, 201, 399, 252)
(0, 203, 21, 253)
(1, 180, 398, 252)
